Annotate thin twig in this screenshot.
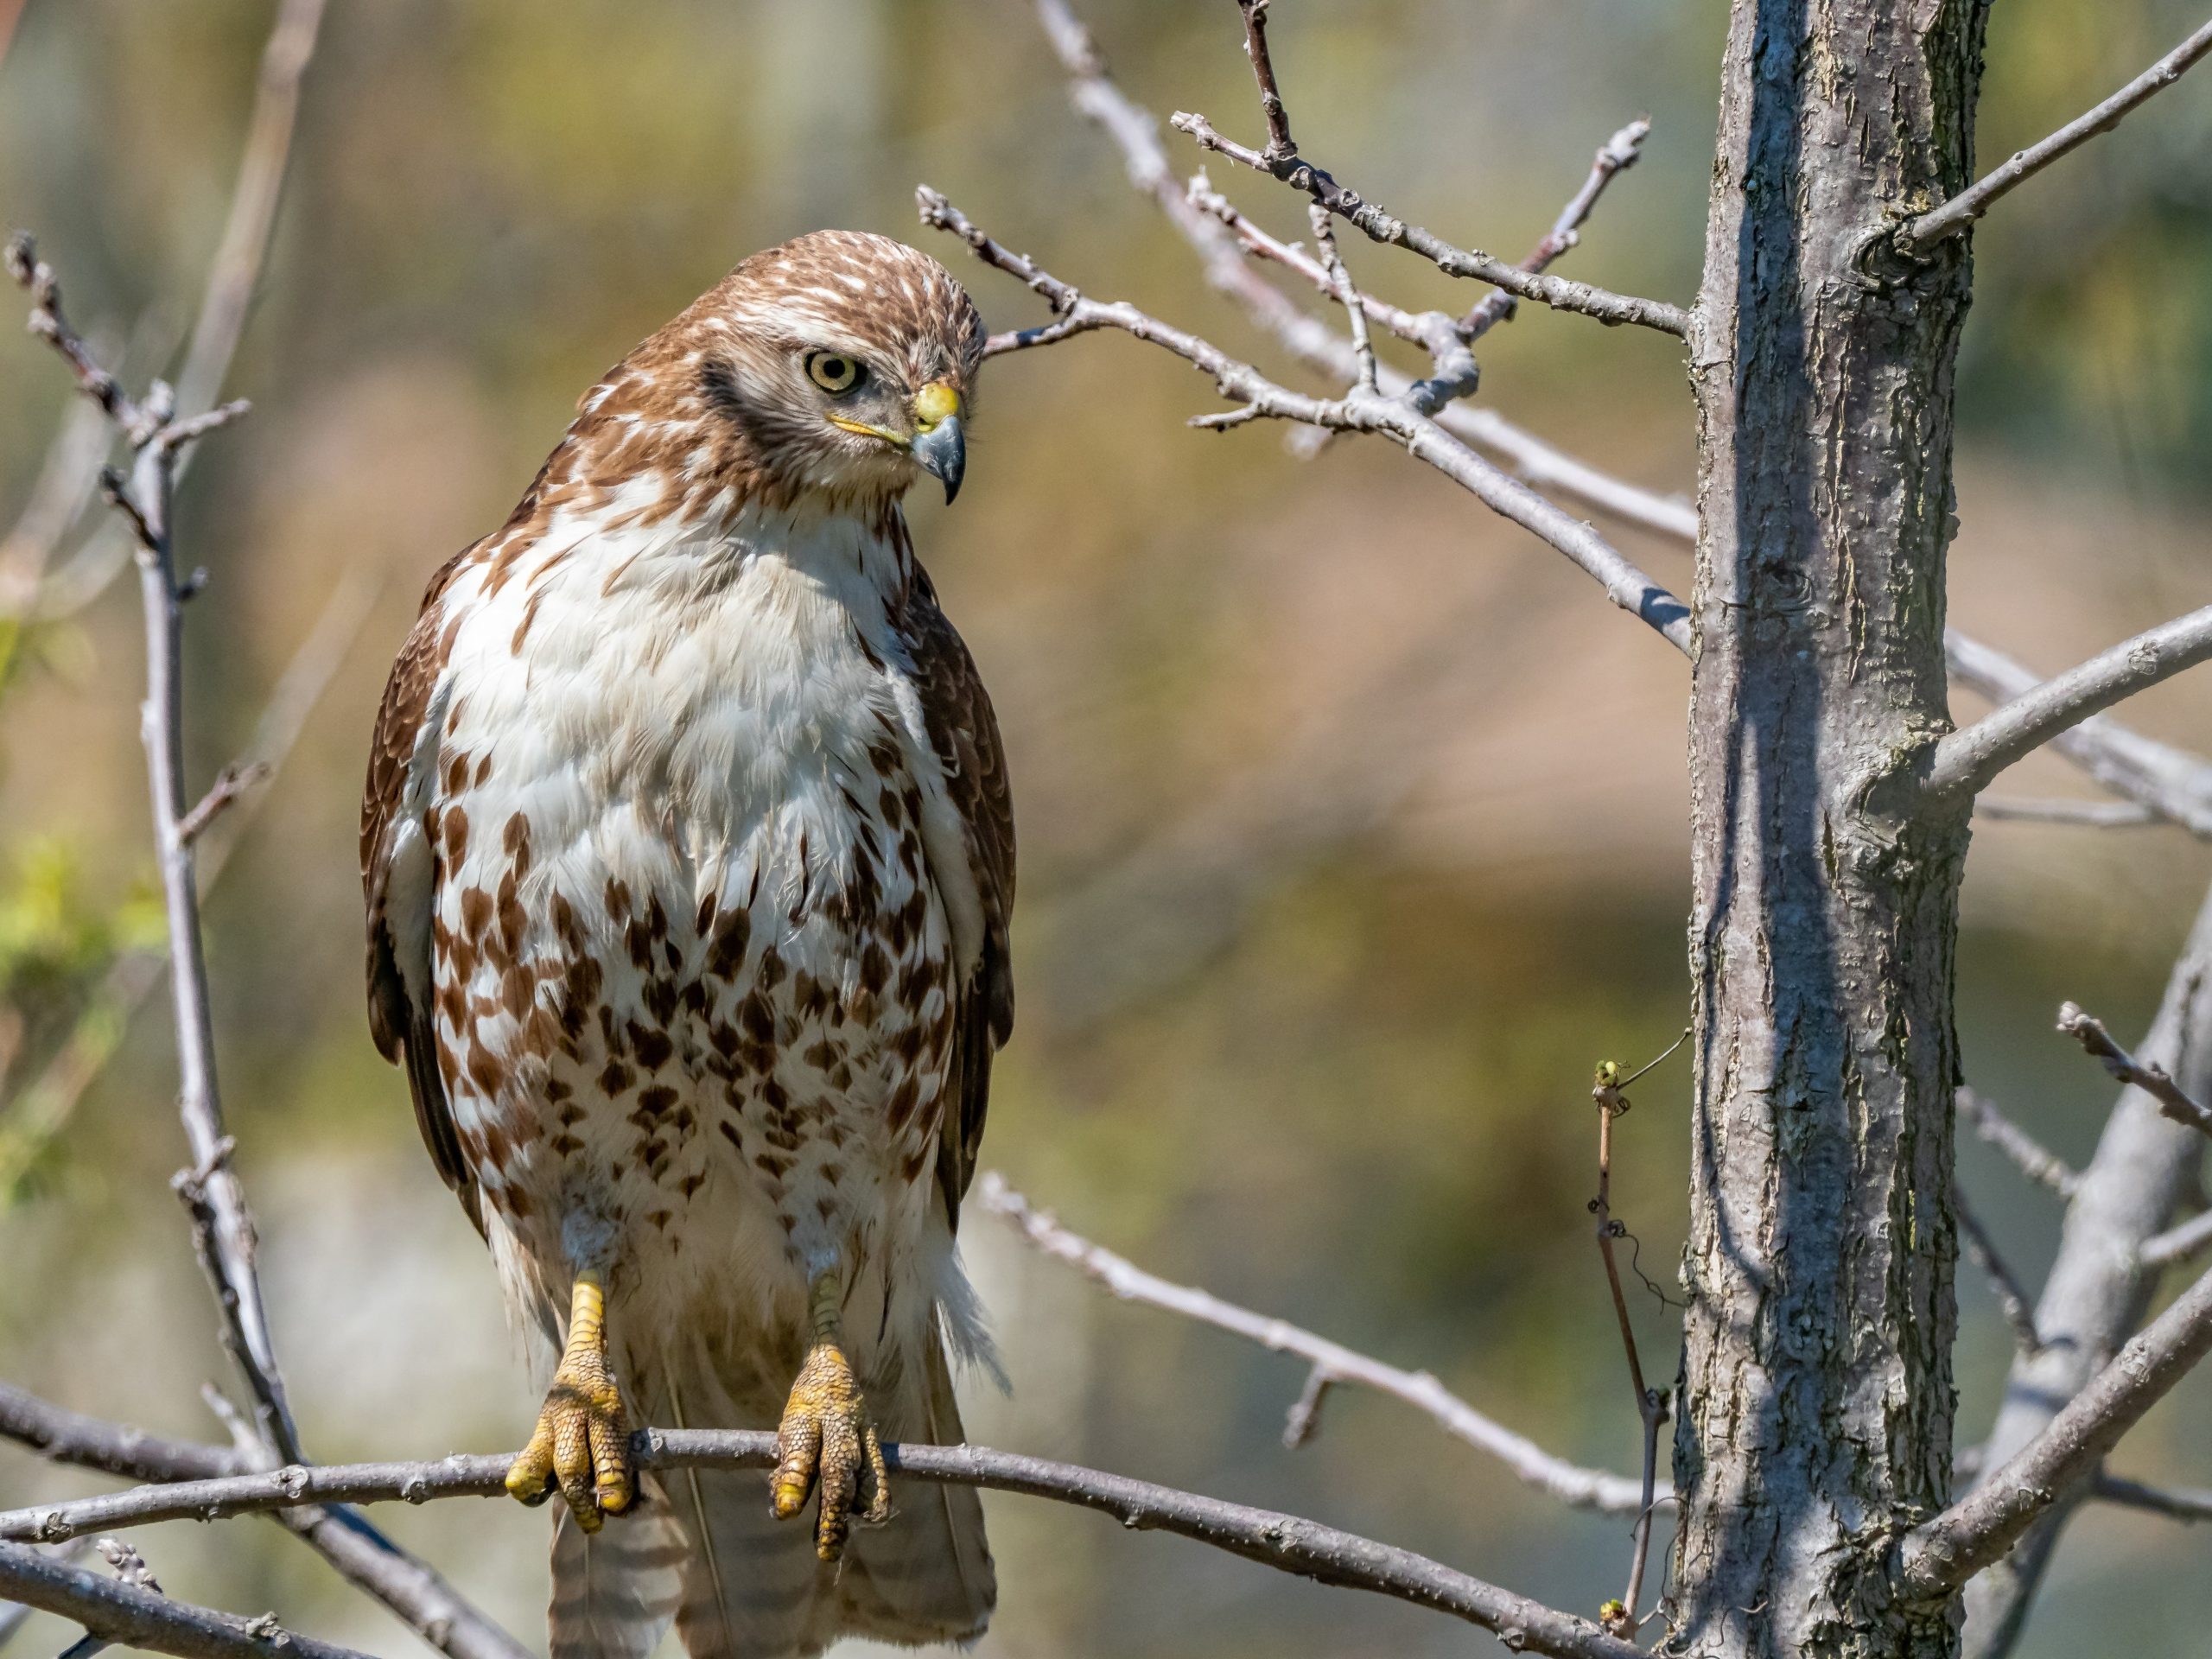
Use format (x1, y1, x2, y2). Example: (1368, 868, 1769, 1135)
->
(1956, 1086, 2081, 1200)
(1027, 0, 1694, 540)
(2058, 1001, 2212, 1140)
(2091, 1471, 2212, 1523)
(2139, 1206, 2212, 1270)
(26, 0, 325, 623)
(1587, 1055, 1675, 1639)
(0, 1433, 1644, 1659)
(1901, 1251, 2212, 1596)
(10, 233, 302, 1465)
(1955, 1183, 2044, 1354)
(922, 188, 1694, 654)
(176, 764, 272, 848)
(1168, 22, 1686, 346)
(1926, 606, 2212, 804)
(1460, 118, 1650, 341)
(1903, 18, 2212, 251)
(1305, 207, 1376, 394)
(977, 1174, 1644, 1512)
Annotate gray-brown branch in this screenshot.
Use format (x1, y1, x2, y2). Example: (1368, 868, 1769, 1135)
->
(979, 1173, 1644, 1512)
(1926, 605, 2212, 804)
(919, 188, 1693, 653)
(0, 1386, 527, 1659)
(1903, 1250, 2212, 1596)
(0, 1428, 1644, 1659)
(0, 1541, 370, 1659)
(1903, 17, 2212, 251)
(2057, 1001, 2212, 1139)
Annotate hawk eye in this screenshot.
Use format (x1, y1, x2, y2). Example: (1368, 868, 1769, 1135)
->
(805, 352, 862, 394)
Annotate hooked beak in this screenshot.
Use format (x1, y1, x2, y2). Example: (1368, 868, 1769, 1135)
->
(909, 381, 966, 504)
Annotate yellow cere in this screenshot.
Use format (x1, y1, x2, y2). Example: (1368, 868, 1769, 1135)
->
(913, 381, 961, 429)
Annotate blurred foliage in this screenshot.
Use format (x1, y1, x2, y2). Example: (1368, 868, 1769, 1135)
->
(2, 2, 2210, 1656)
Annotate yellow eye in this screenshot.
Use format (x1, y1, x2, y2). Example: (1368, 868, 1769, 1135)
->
(806, 352, 861, 393)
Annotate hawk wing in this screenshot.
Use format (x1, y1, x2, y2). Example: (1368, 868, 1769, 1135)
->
(900, 569, 1014, 1230)
(362, 555, 480, 1230)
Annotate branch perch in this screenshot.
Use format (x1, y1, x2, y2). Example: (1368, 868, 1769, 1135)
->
(0, 1425, 1645, 1659)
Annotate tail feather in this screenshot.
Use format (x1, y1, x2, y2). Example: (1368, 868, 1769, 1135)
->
(548, 1479, 688, 1659)
(834, 1339, 994, 1644)
(646, 1332, 994, 1659)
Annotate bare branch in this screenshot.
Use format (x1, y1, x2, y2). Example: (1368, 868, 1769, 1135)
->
(0, 1433, 1643, 1659)
(1902, 1252, 2212, 1596)
(1955, 1184, 2043, 1354)
(1461, 118, 1650, 341)
(1168, 111, 1688, 336)
(1232, 0, 1296, 164)
(0, 1541, 369, 1659)
(1974, 796, 2158, 828)
(1957, 1086, 2080, 1200)
(1903, 18, 2212, 251)
(173, 0, 327, 423)
(0, 566, 381, 1198)
(1585, 1065, 1671, 1638)
(176, 763, 272, 848)
(1946, 628, 2212, 838)
(12, 233, 304, 1463)
(978, 1174, 1644, 1513)
(924, 188, 1693, 654)
(1028, 0, 1694, 541)
(1305, 207, 1377, 394)
(1960, 882, 2212, 1654)
(2139, 1206, 2212, 1271)
(1926, 606, 2212, 804)
(2057, 1001, 2212, 1140)
(0, 1385, 532, 1659)
(2092, 1471, 2212, 1523)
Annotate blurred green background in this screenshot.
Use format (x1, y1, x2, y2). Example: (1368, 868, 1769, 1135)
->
(3, 1, 2211, 1654)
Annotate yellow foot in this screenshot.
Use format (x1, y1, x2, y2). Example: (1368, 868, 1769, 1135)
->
(505, 1269, 634, 1532)
(771, 1339, 891, 1560)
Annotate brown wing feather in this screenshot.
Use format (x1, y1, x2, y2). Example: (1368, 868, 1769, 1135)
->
(362, 552, 480, 1230)
(902, 569, 1014, 1229)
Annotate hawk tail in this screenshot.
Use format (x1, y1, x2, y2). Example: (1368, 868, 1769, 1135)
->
(658, 1330, 995, 1659)
(548, 1480, 687, 1659)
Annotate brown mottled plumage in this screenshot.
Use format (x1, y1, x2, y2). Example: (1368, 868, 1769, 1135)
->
(362, 231, 1009, 1659)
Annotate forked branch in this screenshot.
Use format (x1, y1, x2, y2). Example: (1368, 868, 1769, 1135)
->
(919, 188, 1693, 653)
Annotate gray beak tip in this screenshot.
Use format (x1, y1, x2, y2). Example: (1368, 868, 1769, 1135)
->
(911, 415, 966, 505)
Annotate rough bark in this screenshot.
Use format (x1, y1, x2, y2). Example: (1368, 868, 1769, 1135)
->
(1675, 2, 1992, 1653)
(1958, 883, 2212, 1656)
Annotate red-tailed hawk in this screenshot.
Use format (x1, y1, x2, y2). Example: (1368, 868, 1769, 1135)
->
(361, 231, 1013, 1659)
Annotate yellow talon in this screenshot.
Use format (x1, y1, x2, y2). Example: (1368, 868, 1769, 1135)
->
(771, 1274, 891, 1560)
(507, 1268, 634, 1531)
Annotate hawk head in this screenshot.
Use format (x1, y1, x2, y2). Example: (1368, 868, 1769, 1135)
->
(626, 229, 985, 516)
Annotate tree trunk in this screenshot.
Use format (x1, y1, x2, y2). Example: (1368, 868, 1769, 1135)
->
(1675, 2, 1992, 1653)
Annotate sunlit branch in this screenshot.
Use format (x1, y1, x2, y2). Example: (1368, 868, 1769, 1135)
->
(1903, 18, 2212, 251)
(0, 1425, 1646, 1659)
(978, 1174, 1644, 1513)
